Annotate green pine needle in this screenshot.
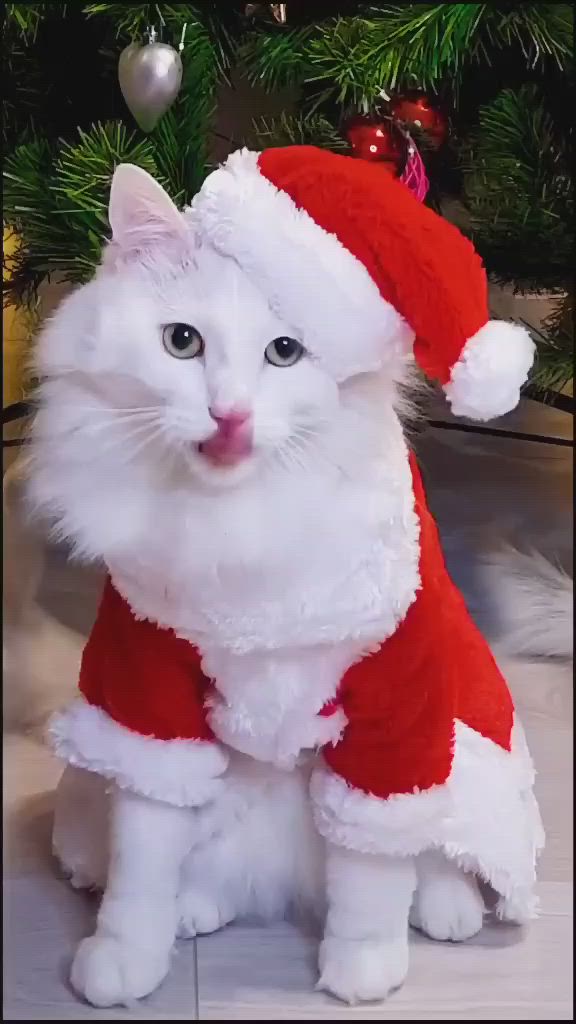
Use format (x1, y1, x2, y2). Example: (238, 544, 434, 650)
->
(3, 123, 163, 303)
(249, 112, 348, 152)
(528, 293, 574, 392)
(239, 27, 316, 92)
(244, 4, 573, 108)
(463, 85, 572, 293)
(5, 3, 66, 42)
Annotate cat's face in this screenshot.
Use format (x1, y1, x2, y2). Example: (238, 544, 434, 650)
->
(35, 165, 404, 495)
(44, 249, 339, 487)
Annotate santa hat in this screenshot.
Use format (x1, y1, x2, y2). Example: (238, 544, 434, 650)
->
(190, 146, 534, 422)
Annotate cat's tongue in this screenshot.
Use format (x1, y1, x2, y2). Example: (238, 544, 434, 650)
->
(198, 423, 253, 468)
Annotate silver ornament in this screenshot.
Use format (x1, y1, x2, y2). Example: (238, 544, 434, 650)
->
(119, 41, 183, 133)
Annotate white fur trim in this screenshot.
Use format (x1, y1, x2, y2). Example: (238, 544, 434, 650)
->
(311, 718, 544, 922)
(208, 694, 348, 770)
(199, 642, 358, 769)
(207, 684, 344, 770)
(189, 149, 414, 382)
(49, 698, 229, 807)
(444, 321, 535, 422)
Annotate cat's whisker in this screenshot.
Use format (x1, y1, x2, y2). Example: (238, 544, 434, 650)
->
(175, 440, 201, 477)
(153, 422, 187, 479)
(288, 431, 327, 464)
(275, 447, 300, 477)
(37, 409, 165, 443)
(275, 436, 316, 477)
(287, 428, 356, 482)
(101, 421, 172, 469)
(64, 405, 163, 416)
(166, 413, 208, 434)
(83, 412, 162, 435)
(92, 416, 165, 460)
(125, 426, 168, 462)
(65, 405, 163, 421)
(281, 444, 308, 472)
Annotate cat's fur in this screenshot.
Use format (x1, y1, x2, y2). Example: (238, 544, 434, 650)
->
(24, 166, 558, 1008)
(479, 547, 573, 660)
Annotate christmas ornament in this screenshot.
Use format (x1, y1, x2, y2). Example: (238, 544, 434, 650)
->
(400, 136, 429, 202)
(344, 112, 429, 201)
(344, 113, 405, 172)
(390, 91, 448, 148)
(245, 3, 287, 23)
(118, 28, 183, 133)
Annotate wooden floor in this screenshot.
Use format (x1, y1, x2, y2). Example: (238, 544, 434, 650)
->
(3, 399, 573, 1020)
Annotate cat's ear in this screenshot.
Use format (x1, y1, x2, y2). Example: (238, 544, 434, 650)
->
(108, 164, 186, 255)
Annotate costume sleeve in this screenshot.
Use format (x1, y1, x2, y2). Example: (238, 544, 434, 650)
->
(50, 578, 229, 808)
(80, 577, 214, 741)
(309, 619, 458, 855)
(323, 616, 457, 802)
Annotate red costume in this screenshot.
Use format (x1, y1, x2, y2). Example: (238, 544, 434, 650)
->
(74, 456, 513, 804)
(50, 145, 542, 921)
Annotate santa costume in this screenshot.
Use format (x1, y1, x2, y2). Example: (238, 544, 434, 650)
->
(50, 145, 543, 922)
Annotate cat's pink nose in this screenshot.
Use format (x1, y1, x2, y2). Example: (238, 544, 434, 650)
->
(200, 407, 253, 467)
(209, 407, 251, 428)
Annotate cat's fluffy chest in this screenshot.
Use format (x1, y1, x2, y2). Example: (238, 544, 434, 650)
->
(109, 447, 420, 655)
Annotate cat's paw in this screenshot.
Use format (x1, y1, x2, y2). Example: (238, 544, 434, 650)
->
(177, 889, 235, 938)
(410, 873, 484, 942)
(317, 936, 408, 1004)
(70, 935, 170, 1007)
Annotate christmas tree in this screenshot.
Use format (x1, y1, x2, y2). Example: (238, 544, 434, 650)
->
(3, 2, 573, 399)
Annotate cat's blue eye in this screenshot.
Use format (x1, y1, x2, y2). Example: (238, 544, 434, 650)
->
(265, 337, 304, 367)
(162, 323, 204, 360)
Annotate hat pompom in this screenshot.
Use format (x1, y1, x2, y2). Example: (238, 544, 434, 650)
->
(443, 321, 535, 422)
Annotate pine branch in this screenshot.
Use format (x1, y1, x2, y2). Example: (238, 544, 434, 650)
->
(3, 3, 69, 148)
(3, 138, 55, 305)
(361, 3, 573, 74)
(321, 4, 486, 97)
(473, 3, 573, 69)
(462, 85, 572, 292)
(248, 112, 348, 152)
(5, 3, 66, 42)
(529, 292, 573, 392)
(239, 27, 316, 92)
(307, 17, 380, 109)
(3, 123, 164, 304)
(244, 4, 573, 108)
(3, 43, 44, 149)
(3, 95, 226, 305)
(83, 3, 180, 39)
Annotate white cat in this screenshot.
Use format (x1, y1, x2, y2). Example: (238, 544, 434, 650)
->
(29, 153, 542, 1008)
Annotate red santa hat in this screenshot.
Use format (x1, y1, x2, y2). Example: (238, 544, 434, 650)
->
(191, 146, 534, 421)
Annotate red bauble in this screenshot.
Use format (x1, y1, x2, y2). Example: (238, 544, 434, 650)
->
(344, 114, 406, 174)
(390, 92, 448, 148)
